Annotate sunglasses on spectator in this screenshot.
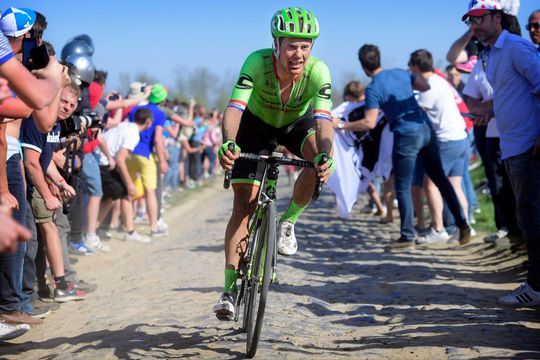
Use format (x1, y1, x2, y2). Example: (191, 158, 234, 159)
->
(526, 22, 540, 31)
(464, 15, 488, 26)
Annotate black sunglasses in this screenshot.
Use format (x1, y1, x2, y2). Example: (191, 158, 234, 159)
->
(526, 22, 540, 31)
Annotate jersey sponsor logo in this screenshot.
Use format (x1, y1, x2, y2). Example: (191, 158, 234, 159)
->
(235, 74, 254, 90)
(317, 83, 332, 100)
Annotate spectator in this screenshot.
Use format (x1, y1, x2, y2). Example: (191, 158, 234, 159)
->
(331, 80, 393, 222)
(356, 44, 471, 248)
(201, 110, 220, 178)
(462, 0, 540, 306)
(408, 49, 470, 244)
(126, 84, 169, 237)
(0, 9, 64, 124)
(20, 93, 83, 303)
(527, 9, 540, 52)
(97, 108, 153, 243)
(445, 65, 466, 96)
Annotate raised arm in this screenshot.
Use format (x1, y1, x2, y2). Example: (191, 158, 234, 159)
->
(447, 30, 474, 64)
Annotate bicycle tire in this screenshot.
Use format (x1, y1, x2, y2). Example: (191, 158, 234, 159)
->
(240, 215, 263, 332)
(246, 202, 276, 358)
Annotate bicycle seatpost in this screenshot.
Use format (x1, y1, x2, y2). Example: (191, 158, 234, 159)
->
(223, 142, 236, 189)
(312, 153, 328, 200)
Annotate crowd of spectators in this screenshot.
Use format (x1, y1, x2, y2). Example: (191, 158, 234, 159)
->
(0, 6, 223, 341)
(330, 1, 540, 307)
(0, 0, 539, 343)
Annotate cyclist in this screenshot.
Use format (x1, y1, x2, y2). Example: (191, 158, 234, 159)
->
(214, 7, 335, 320)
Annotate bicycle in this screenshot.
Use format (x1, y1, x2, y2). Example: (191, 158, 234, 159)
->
(223, 149, 325, 358)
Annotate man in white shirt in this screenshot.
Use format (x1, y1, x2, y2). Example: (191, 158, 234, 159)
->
(96, 108, 153, 243)
(408, 49, 470, 244)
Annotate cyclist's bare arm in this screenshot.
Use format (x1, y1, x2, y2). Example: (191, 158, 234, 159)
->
(220, 106, 243, 169)
(315, 119, 334, 181)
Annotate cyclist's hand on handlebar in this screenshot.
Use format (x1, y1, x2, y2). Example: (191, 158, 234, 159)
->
(313, 152, 335, 183)
(218, 140, 241, 170)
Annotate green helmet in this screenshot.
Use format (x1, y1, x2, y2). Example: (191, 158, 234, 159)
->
(270, 7, 319, 40)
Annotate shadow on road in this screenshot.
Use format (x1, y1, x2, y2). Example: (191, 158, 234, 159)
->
(0, 323, 245, 358)
(270, 187, 540, 355)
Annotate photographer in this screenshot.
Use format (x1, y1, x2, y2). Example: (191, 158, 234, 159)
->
(52, 85, 98, 292)
(79, 113, 114, 253)
(20, 84, 84, 303)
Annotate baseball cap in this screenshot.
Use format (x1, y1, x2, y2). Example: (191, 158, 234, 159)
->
(0, 7, 36, 37)
(148, 84, 168, 104)
(462, 0, 502, 21)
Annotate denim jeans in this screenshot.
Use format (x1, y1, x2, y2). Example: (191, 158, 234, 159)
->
(504, 149, 540, 290)
(462, 129, 478, 217)
(202, 146, 216, 176)
(393, 122, 466, 241)
(0, 155, 27, 313)
(163, 143, 180, 191)
(474, 126, 520, 234)
(22, 200, 38, 312)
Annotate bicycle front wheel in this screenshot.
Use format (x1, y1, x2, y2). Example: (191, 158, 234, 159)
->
(245, 201, 276, 358)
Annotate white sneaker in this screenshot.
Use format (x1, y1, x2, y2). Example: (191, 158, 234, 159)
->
(498, 282, 540, 307)
(278, 221, 297, 256)
(0, 320, 29, 341)
(85, 235, 111, 253)
(157, 218, 169, 231)
(213, 292, 236, 321)
(484, 229, 509, 243)
(124, 231, 151, 243)
(416, 227, 450, 244)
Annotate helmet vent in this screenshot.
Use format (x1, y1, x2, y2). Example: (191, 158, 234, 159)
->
(290, 23, 294, 32)
(286, 9, 293, 18)
(277, 16, 284, 31)
(307, 24, 311, 33)
(299, 17, 304, 33)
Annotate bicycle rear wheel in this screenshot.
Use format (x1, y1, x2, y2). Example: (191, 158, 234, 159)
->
(245, 201, 276, 358)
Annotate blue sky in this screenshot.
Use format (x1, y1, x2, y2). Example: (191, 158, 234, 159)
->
(6, 1, 540, 100)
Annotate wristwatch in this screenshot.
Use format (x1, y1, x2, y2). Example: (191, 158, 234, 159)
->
(337, 121, 346, 130)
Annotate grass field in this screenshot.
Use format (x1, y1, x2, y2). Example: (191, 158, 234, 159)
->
(469, 164, 497, 233)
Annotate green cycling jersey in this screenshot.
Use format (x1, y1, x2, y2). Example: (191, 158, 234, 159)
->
(227, 48, 333, 128)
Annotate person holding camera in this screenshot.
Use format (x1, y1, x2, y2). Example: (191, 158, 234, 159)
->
(79, 114, 114, 253)
(20, 83, 85, 304)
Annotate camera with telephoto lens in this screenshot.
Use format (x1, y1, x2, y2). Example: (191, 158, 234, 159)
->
(60, 111, 102, 138)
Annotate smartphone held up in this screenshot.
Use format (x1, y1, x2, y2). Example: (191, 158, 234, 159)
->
(22, 38, 49, 70)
